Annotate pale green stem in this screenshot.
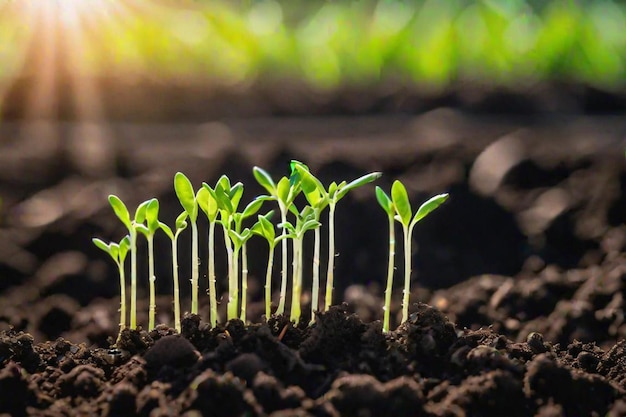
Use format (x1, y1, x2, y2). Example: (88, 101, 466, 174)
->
(191, 220, 199, 314)
(208, 221, 217, 327)
(324, 203, 336, 311)
(130, 230, 137, 329)
(116, 262, 126, 342)
(222, 227, 237, 320)
(228, 246, 240, 320)
(402, 225, 412, 324)
(148, 235, 156, 331)
(310, 226, 321, 325)
(277, 206, 288, 315)
(383, 215, 395, 333)
(240, 243, 248, 323)
(264, 244, 275, 319)
(289, 236, 300, 324)
(172, 236, 181, 333)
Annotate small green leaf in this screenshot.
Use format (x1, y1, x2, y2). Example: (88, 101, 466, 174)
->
(253, 167, 275, 195)
(375, 186, 394, 216)
(135, 224, 150, 237)
(92, 238, 111, 254)
(118, 236, 130, 262)
(328, 182, 338, 196)
(196, 187, 211, 216)
(217, 175, 231, 192)
(391, 180, 411, 226)
(242, 198, 264, 219)
(174, 172, 198, 221)
(276, 177, 291, 203)
(254, 214, 275, 241)
(214, 186, 233, 214)
(279, 221, 296, 234)
(228, 230, 244, 248)
(134, 200, 150, 224)
(201, 183, 220, 221)
(301, 219, 321, 233)
(146, 199, 160, 234)
(229, 183, 244, 212)
(175, 212, 189, 230)
(159, 221, 174, 240)
(336, 172, 382, 200)
(411, 193, 449, 226)
(108, 195, 131, 229)
(109, 243, 120, 261)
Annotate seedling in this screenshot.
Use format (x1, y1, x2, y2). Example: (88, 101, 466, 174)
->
(92, 235, 130, 341)
(389, 181, 448, 325)
(207, 177, 265, 320)
(134, 198, 160, 330)
(159, 212, 188, 333)
(292, 163, 381, 312)
(375, 187, 396, 333)
(280, 206, 321, 324)
(174, 172, 200, 315)
(197, 183, 220, 327)
(107, 195, 148, 329)
(251, 211, 289, 319)
(253, 166, 302, 315)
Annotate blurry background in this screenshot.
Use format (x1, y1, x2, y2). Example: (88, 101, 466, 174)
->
(0, 0, 625, 346)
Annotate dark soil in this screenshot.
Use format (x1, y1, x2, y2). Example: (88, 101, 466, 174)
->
(1, 112, 625, 416)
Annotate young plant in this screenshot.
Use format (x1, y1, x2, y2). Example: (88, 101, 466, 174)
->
(375, 187, 396, 333)
(174, 172, 200, 315)
(390, 181, 449, 325)
(92, 235, 130, 340)
(253, 166, 302, 315)
(280, 206, 321, 324)
(290, 161, 329, 323)
(208, 177, 264, 321)
(197, 184, 220, 327)
(108, 195, 149, 329)
(251, 211, 289, 319)
(134, 198, 160, 331)
(159, 212, 188, 333)
(292, 163, 382, 312)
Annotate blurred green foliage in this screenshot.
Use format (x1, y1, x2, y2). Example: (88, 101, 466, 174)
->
(1, 0, 626, 91)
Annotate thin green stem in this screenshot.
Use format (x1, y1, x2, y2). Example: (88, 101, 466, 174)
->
(383, 215, 395, 333)
(191, 220, 199, 314)
(130, 230, 137, 329)
(228, 246, 240, 320)
(324, 203, 336, 312)
(265, 245, 275, 319)
(208, 221, 217, 327)
(148, 235, 156, 331)
(223, 226, 234, 319)
(117, 262, 126, 342)
(310, 225, 321, 325)
(277, 205, 288, 315)
(240, 243, 248, 322)
(402, 225, 411, 324)
(172, 237, 181, 333)
(290, 238, 302, 323)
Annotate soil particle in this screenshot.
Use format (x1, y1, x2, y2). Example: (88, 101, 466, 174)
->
(56, 364, 105, 399)
(142, 334, 200, 378)
(0, 361, 37, 416)
(524, 353, 619, 416)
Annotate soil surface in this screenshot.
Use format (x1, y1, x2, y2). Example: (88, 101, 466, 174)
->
(0, 111, 625, 416)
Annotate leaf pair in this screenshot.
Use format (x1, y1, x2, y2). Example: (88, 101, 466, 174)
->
(93, 236, 130, 265)
(376, 181, 449, 229)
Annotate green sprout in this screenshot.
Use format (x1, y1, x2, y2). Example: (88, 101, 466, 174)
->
(292, 164, 381, 312)
(251, 211, 289, 319)
(174, 172, 200, 315)
(253, 166, 302, 315)
(134, 198, 160, 331)
(107, 195, 148, 329)
(92, 235, 130, 340)
(375, 187, 396, 333)
(389, 181, 449, 326)
(207, 176, 264, 321)
(280, 206, 321, 324)
(197, 183, 220, 327)
(159, 212, 188, 333)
